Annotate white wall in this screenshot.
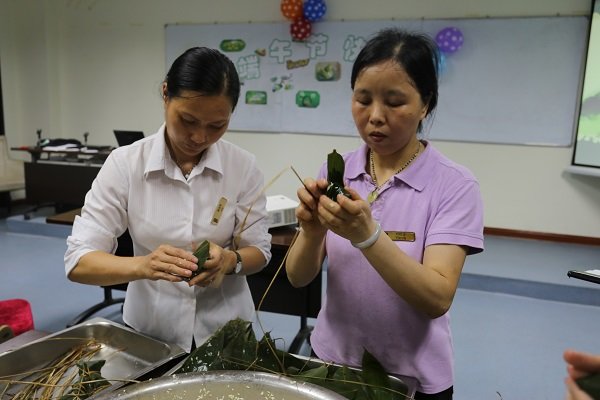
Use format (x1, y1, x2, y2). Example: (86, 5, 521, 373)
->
(2, 0, 599, 238)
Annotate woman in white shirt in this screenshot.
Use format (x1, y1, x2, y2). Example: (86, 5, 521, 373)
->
(65, 47, 271, 352)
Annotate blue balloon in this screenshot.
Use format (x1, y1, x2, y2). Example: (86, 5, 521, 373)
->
(303, 0, 327, 22)
(437, 51, 447, 76)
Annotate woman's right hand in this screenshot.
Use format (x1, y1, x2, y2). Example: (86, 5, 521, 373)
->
(296, 177, 329, 237)
(139, 244, 199, 282)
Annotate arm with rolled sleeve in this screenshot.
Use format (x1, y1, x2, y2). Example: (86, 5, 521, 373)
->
(64, 152, 142, 286)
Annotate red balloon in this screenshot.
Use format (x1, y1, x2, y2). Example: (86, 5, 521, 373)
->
(281, 0, 303, 21)
(290, 18, 312, 41)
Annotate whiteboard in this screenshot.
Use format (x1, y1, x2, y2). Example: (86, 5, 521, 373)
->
(166, 17, 588, 146)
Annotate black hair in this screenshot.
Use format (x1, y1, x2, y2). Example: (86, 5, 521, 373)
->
(164, 47, 240, 111)
(350, 28, 439, 132)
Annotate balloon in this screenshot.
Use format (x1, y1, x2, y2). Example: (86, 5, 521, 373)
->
(281, 0, 303, 21)
(435, 27, 464, 54)
(290, 18, 312, 41)
(303, 0, 326, 22)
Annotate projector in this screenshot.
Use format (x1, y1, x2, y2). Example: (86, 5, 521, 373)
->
(266, 195, 298, 228)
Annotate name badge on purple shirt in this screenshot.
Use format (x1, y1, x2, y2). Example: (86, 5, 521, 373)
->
(386, 231, 416, 242)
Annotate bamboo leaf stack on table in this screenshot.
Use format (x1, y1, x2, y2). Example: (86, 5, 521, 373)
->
(173, 319, 411, 400)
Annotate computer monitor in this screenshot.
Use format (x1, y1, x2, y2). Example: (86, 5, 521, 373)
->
(113, 130, 145, 147)
(572, 0, 600, 169)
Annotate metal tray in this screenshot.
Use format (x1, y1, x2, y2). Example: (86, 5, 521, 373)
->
(91, 370, 348, 400)
(0, 317, 186, 398)
(163, 352, 416, 399)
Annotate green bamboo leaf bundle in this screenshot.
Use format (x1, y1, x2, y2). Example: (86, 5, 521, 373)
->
(173, 319, 408, 400)
(326, 150, 351, 202)
(577, 372, 600, 399)
(185, 240, 210, 281)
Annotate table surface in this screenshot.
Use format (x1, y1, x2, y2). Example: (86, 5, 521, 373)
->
(12, 146, 113, 155)
(12, 146, 113, 165)
(46, 208, 82, 225)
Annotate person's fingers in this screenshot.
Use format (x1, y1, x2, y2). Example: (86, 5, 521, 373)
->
(167, 255, 197, 275)
(565, 376, 593, 400)
(188, 268, 219, 287)
(565, 350, 600, 376)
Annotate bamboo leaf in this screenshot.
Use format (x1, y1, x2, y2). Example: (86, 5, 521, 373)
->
(174, 319, 408, 400)
(293, 364, 330, 388)
(59, 360, 110, 400)
(254, 332, 288, 373)
(221, 325, 259, 370)
(577, 372, 600, 399)
(361, 350, 394, 400)
(193, 240, 210, 265)
(362, 350, 394, 400)
(326, 150, 351, 202)
(327, 366, 364, 400)
(362, 349, 390, 386)
(186, 240, 210, 281)
(299, 364, 329, 379)
(327, 149, 345, 185)
(175, 319, 254, 373)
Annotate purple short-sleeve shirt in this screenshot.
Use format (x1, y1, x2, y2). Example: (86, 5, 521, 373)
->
(311, 142, 484, 394)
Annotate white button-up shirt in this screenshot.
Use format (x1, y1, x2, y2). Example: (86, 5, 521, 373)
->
(65, 124, 271, 351)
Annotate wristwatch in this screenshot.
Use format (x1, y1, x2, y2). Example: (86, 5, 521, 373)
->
(228, 250, 243, 275)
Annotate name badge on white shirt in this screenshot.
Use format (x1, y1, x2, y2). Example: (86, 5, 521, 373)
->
(211, 197, 228, 225)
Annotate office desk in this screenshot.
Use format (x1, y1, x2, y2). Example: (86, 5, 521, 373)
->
(11, 146, 112, 164)
(12, 146, 112, 212)
(24, 162, 101, 211)
(46, 208, 81, 225)
(47, 209, 320, 353)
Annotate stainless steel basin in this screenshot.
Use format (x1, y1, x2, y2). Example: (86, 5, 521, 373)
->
(91, 370, 349, 400)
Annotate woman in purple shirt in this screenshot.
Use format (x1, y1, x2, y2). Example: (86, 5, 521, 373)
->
(286, 28, 484, 399)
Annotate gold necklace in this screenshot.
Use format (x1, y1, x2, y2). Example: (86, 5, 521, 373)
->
(176, 159, 200, 180)
(368, 142, 421, 203)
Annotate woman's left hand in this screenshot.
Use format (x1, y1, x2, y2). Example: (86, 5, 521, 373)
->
(317, 187, 378, 244)
(187, 242, 233, 288)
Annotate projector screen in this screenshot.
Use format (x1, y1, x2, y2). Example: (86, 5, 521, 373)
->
(573, 0, 600, 168)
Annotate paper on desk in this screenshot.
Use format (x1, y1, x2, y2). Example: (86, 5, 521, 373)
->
(43, 144, 80, 151)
